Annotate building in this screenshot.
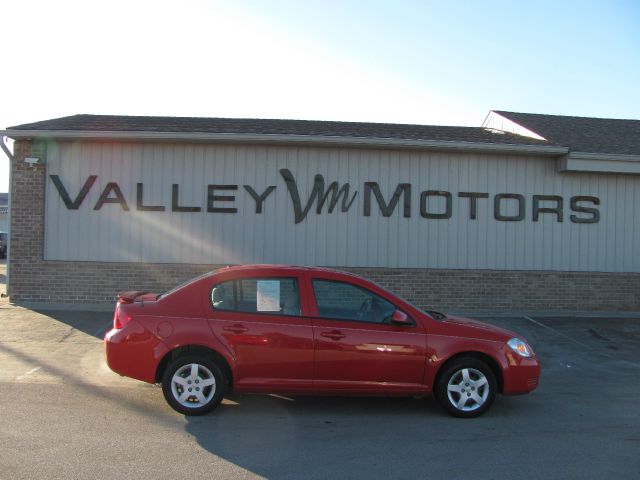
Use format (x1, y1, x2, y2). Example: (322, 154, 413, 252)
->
(1, 111, 638, 310)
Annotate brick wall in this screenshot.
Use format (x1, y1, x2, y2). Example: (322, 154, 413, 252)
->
(8, 140, 640, 310)
(343, 268, 640, 312)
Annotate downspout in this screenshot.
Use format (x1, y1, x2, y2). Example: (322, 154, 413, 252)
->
(1, 136, 12, 298)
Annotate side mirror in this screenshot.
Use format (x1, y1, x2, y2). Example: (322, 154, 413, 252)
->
(391, 310, 411, 325)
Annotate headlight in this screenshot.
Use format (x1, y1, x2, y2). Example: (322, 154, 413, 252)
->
(507, 338, 533, 357)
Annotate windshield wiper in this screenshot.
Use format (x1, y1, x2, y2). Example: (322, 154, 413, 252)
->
(426, 310, 447, 320)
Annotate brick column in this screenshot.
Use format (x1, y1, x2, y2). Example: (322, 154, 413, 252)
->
(9, 140, 46, 300)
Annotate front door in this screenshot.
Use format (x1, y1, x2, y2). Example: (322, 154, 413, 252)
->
(310, 279, 427, 393)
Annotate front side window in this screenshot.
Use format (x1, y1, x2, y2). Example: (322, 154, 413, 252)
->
(211, 277, 301, 316)
(312, 279, 396, 324)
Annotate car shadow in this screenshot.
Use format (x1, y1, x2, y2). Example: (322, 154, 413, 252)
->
(180, 393, 524, 479)
(28, 308, 113, 339)
(178, 315, 640, 479)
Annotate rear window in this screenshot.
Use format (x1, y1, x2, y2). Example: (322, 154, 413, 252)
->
(158, 272, 214, 299)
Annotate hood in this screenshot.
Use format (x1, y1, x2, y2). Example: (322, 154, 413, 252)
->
(439, 315, 520, 342)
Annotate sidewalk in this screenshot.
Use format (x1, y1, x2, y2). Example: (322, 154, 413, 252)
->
(0, 300, 133, 388)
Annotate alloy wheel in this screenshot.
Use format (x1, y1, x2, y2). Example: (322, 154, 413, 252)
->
(446, 367, 490, 412)
(170, 363, 217, 408)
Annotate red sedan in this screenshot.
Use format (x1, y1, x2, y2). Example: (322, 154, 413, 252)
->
(105, 265, 540, 418)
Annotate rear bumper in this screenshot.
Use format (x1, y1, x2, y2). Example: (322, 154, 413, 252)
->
(104, 321, 169, 384)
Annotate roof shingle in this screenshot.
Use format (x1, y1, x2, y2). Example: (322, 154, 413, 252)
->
(494, 111, 640, 156)
(7, 114, 552, 147)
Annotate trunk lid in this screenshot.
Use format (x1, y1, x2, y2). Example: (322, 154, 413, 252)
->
(117, 291, 157, 304)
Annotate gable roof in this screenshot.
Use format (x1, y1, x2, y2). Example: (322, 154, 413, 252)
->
(5, 114, 557, 152)
(492, 111, 640, 156)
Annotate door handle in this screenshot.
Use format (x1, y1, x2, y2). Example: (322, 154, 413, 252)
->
(223, 324, 248, 334)
(320, 330, 346, 340)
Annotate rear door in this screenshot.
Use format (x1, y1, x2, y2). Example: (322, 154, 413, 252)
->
(310, 277, 427, 393)
(207, 274, 314, 392)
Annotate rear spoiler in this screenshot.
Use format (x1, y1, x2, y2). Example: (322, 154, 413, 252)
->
(117, 291, 149, 304)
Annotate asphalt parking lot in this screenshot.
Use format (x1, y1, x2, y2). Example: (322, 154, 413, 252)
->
(1, 297, 639, 479)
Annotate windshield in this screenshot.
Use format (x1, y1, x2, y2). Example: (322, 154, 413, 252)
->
(363, 277, 443, 318)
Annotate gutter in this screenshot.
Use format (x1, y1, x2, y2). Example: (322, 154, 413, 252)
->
(559, 151, 640, 175)
(0, 129, 569, 157)
(1, 135, 13, 161)
(566, 151, 640, 163)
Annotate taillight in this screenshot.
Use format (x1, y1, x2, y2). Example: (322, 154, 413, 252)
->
(113, 305, 133, 330)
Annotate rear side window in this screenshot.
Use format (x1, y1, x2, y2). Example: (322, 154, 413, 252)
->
(210, 277, 301, 316)
(211, 281, 235, 310)
(312, 279, 395, 324)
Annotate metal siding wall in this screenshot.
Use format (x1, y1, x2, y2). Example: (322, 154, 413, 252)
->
(44, 141, 640, 272)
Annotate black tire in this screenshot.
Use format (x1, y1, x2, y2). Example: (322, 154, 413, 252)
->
(161, 354, 226, 415)
(435, 357, 497, 418)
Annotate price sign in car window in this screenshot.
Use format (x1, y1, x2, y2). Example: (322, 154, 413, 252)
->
(256, 280, 280, 312)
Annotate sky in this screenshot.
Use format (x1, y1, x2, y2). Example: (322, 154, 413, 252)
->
(0, 0, 638, 192)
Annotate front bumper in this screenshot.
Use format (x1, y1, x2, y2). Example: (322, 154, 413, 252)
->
(502, 350, 541, 395)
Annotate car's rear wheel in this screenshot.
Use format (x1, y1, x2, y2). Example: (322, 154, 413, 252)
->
(435, 357, 497, 418)
(161, 354, 226, 415)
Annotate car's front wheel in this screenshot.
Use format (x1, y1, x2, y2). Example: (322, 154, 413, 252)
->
(161, 354, 226, 415)
(435, 357, 497, 418)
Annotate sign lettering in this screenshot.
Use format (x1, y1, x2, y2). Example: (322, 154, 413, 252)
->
(48, 173, 601, 224)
